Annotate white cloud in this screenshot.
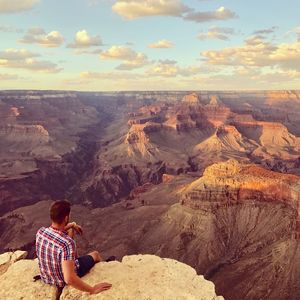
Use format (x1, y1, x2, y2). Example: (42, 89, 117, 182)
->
(0, 48, 62, 73)
(148, 39, 174, 48)
(101, 45, 137, 60)
(112, 0, 190, 19)
(112, 1, 237, 24)
(183, 67, 300, 90)
(20, 28, 64, 48)
(146, 62, 178, 77)
(184, 6, 237, 23)
(100, 46, 149, 70)
(146, 61, 201, 77)
(198, 27, 235, 41)
(201, 36, 300, 71)
(0, 0, 39, 13)
(0, 48, 39, 60)
(270, 41, 300, 70)
(67, 30, 102, 48)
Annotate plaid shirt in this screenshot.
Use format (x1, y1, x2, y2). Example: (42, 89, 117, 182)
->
(36, 226, 80, 287)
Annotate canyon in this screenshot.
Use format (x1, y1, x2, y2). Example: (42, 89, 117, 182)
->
(0, 90, 300, 299)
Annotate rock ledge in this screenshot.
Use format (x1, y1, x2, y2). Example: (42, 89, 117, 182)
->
(0, 252, 224, 300)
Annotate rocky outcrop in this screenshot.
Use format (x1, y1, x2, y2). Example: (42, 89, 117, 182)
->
(182, 92, 200, 105)
(181, 160, 300, 218)
(0, 124, 50, 143)
(208, 95, 224, 107)
(0, 253, 58, 300)
(61, 255, 223, 300)
(193, 125, 254, 160)
(0, 252, 223, 300)
(0, 250, 27, 276)
(125, 123, 164, 158)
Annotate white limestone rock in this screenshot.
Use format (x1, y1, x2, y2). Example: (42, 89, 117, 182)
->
(61, 254, 224, 300)
(0, 250, 27, 276)
(0, 259, 58, 300)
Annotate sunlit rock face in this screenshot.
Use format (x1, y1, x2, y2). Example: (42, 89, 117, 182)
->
(181, 159, 300, 215)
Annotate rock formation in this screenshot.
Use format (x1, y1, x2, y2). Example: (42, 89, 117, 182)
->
(182, 92, 200, 105)
(182, 159, 300, 216)
(0, 250, 27, 276)
(0, 252, 58, 300)
(1, 90, 300, 300)
(0, 252, 223, 300)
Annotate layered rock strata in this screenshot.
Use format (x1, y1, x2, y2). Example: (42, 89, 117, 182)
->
(181, 159, 300, 218)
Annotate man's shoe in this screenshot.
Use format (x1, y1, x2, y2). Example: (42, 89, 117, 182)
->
(105, 256, 117, 262)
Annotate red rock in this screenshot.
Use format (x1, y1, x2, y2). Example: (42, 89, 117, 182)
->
(162, 174, 175, 183)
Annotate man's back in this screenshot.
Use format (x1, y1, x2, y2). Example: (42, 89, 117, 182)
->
(36, 226, 78, 287)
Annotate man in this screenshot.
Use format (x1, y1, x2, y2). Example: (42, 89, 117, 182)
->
(36, 200, 112, 294)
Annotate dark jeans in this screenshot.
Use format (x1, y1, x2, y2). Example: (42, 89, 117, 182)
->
(76, 255, 95, 277)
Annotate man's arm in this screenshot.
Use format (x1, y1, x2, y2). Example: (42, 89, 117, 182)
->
(62, 260, 112, 294)
(64, 222, 83, 235)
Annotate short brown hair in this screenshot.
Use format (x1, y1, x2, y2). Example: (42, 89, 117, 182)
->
(50, 200, 71, 224)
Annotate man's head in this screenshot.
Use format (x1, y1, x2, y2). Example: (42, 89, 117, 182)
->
(50, 200, 71, 225)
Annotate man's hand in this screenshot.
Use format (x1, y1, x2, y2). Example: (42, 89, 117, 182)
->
(65, 222, 83, 235)
(62, 260, 112, 294)
(73, 223, 83, 235)
(91, 282, 112, 294)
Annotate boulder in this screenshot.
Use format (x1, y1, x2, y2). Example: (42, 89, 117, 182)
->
(0, 258, 58, 300)
(0, 250, 27, 276)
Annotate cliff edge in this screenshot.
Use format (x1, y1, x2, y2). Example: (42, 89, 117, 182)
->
(0, 251, 224, 300)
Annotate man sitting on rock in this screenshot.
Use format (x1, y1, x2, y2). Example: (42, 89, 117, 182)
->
(36, 200, 112, 294)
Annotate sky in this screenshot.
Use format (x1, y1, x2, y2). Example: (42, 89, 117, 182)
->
(0, 0, 300, 91)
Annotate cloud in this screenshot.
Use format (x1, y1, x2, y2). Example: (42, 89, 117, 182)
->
(19, 27, 64, 48)
(180, 66, 300, 90)
(184, 6, 237, 23)
(0, 48, 62, 73)
(0, 0, 39, 13)
(148, 39, 174, 48)
(100, 45, 137, 60)
(253, 26, 278, 35)
(146, 62, 179, 77)
(65, 71, 179, 91)
(269, 41, 300, 70)
(100, 45, 149, 70)
(0, 48, 39, 60)
(201, 36, 300, 71)
(0, 73, 19, 80)
(67, 30, 102, 48)
(293, 26, 300, 41)
(198, 26, 235, 40)
(146, 61, 201, 77)
(112, 0, 190, 19)
(80, 71, 141, 80)
(112, 1, 237, 24)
